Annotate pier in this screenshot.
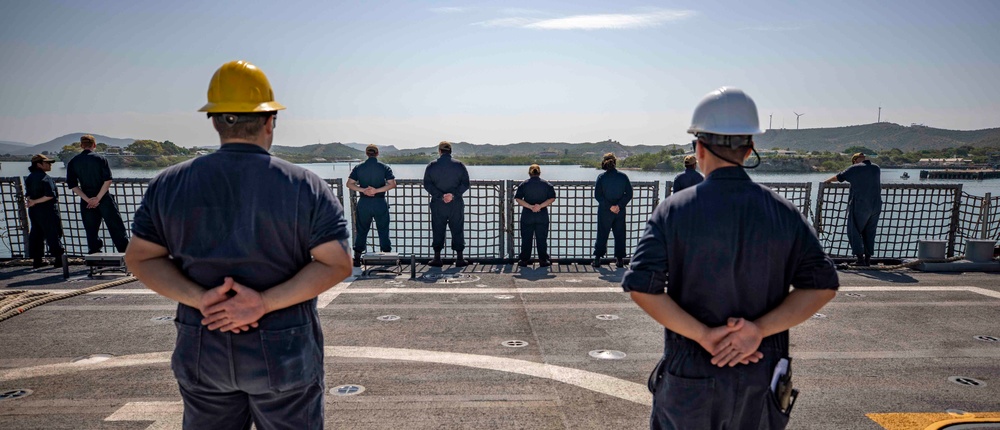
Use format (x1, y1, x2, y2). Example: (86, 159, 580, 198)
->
(920, 169, 1000, 180)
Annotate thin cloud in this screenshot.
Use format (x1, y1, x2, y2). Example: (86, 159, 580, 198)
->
(472, 17, 539, 28)
(500, 8, 546, 16)
(473, 9, 696, 30)
(742, 25, 802, 32)
(430, 7, 470, 14)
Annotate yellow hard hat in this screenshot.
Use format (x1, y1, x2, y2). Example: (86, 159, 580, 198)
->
(198, 60, 286, 113)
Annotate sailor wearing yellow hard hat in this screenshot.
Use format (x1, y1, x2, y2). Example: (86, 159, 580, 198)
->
(126, 60, 352, 429)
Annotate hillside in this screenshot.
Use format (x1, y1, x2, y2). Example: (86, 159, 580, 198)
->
(270, 142, 362, 159)
(756, 123, 1000, 153)
(0, 140, 30, 155)
(343, 143, 399, 154)
(394, 140, 663, 157)
(13, 133, 137, 155)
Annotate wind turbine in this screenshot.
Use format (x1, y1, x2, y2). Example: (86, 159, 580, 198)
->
(794, 112, 804, 130)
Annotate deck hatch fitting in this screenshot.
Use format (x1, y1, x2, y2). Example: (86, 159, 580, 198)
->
(589, 350, 627, 360)
(330, 385, 365, 396)
(948, 376, 986, 387)
(0, 389, 32, 401)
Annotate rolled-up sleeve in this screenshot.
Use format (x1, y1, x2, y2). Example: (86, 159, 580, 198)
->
(456, 164, 470, 196)
(621, 214, 669, 294)
(66, 160, 79, 190)
(308, 178, 350, 249)
(131, 179, 165, 247)
(790, 221, 840, 290)
(836, 165, 855, 183)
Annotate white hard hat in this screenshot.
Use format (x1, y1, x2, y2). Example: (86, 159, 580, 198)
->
(687, 87, 764, 136)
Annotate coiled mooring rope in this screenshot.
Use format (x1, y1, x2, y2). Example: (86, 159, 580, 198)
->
(0, 258, 84, 268)
(0, 276, 137, 323)
(837, 255, 974, 271)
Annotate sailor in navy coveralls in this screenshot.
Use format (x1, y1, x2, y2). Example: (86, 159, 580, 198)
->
(623, 87, 838, 430)
(126, 60, 353, 430)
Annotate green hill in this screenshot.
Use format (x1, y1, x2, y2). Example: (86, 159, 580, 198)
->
(343, 143, 399, 154)
(394, 140, 664, 157)
(0, 140, 30, 155)
(20, 133, 136, 155)
(756, 123, 1000, 153)
(270, 142, 363, 160)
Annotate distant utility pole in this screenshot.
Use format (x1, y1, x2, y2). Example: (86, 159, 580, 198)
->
(769, 113, 773, 130)
(794, 112, 804, 130)
(878, 106, 881, 123)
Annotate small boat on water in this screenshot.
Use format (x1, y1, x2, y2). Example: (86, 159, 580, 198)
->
(901, 172, 910, 179)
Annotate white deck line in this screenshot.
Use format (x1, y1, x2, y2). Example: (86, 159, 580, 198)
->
(26, 285, 999, 298)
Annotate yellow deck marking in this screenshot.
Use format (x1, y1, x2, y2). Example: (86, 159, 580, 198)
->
(867, 412, 1000, 429)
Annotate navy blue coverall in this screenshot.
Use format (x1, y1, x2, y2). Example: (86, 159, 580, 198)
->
(66, 149, 129, 253)
(622, 167, 839, 430)
(514, 176, 556, 262)
(671, 167, 703, 194)
(594, 168, 633, 259)
(132, 144, 350, 430)
(25, 168, 64, 263)
(349, 157, 395, 253)
(836, 160, 882, 258)
(423, 153, 470, 252)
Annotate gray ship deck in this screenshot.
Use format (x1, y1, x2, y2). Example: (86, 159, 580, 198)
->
(2, 264, 999, 429)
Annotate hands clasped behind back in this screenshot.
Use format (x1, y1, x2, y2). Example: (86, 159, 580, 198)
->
(199, 277, 267, 334)
(698, 318, 764, 368)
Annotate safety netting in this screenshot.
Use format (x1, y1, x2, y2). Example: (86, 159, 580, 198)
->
(349, 179, 505, 261)
(0, 177, 28, 258)
(758, 182, 813, 219)
(505, 180, 659, 261)
(2, 176, 995, 262)
(664, 181, 812, 219)
(956, 192, 1000, 256)
(2, 178, 343, 258)
(52, 178, 149, 256)
(815, 183, 963, 258)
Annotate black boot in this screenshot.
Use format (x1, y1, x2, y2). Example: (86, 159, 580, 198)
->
(538, 259, 552, 267)
(864, 254, 872, 267)
(52, 251, 64, 268)
(429, 250, 443, 267)
(353, 252, 362, 268)
(616, 258, 626, 269)
(852, 255, 865, 266)
(591, 257, 601, 268)
(455, 251, 469, 267)
(517, 259, 529, 267)
(32, 259, 46, 269)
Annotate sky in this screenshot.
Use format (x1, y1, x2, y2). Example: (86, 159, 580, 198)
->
(1, 0, 999, 148)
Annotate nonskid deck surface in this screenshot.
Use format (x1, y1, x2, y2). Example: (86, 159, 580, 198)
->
(1, 264, 998, 429)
